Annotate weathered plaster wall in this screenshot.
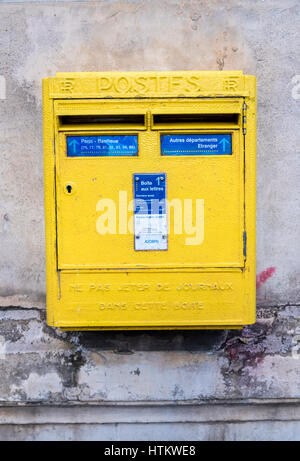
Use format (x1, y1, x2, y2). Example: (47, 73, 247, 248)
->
(1, 0, 300, 306)
(0, 0, 299, 440)
(0, 305, 299, 403)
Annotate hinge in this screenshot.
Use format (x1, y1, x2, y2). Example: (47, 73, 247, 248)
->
(243, 230, 247, 259)
(243, 102, 247, 135)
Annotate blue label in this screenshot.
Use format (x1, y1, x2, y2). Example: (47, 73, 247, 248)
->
(134, 174, 166, 215)
(161, 134, 232, 156)
(67, 135, 138, 157)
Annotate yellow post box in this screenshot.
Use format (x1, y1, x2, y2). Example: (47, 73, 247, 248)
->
(43, 71, 256, 330)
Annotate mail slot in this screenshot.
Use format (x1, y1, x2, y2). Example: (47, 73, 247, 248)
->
(43, 71, 256, 330)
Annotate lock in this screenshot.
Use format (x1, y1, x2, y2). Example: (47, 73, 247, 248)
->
(63, 182, 77, 195)
(43, 71, 256, 330)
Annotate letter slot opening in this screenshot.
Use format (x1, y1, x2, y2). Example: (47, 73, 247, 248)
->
(59, 114, 146, 131)
(152, 113, 240, 129)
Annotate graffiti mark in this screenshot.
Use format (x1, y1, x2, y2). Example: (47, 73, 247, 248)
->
(256, 267, 276, 289)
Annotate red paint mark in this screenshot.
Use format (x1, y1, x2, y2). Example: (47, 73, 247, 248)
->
(256, 267, 276, 289)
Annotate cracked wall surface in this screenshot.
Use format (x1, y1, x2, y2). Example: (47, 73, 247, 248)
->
(0, 0, 299, 440)
(0, 305, 299, 404)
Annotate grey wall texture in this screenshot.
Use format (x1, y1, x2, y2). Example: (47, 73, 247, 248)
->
(0, 0, 299, 441)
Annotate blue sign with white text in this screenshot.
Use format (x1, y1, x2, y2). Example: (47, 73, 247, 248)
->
(134, 173, 166, 215)
(67, 135, 138, 157)
(161, 134, 232, 156)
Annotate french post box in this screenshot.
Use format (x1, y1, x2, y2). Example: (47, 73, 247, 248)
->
(43, 71, 256, 330)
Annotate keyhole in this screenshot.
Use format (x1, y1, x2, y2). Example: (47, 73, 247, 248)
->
(66, 185, 72, 194)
